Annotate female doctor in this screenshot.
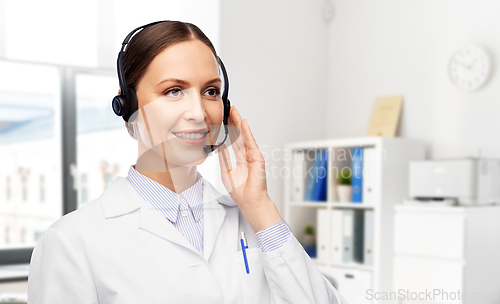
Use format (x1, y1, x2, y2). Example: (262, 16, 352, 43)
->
(27, 20, 347, 304)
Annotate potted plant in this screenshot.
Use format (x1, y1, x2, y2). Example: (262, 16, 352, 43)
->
(302, 225, 316, 258)
(336, 167, 352, 202)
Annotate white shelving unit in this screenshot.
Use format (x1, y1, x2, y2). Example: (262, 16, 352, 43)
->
(283, 137, 425, 304)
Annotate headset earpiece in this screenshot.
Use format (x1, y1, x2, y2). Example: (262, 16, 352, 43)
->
(112, 94, 128, 117)
(123, 88, 138, 122)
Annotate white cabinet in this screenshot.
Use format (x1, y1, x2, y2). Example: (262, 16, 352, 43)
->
(283, 137, 425, 304)
(393, 205, 500, 304)
(394, 211, 465, 259)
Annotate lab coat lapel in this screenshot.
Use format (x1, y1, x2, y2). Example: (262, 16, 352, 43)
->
(202, 179, 238, 262)
(101, 177, 200, 256)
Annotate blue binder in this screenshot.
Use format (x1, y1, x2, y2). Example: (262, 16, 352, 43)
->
(313, 149, 328, 201)
(305, 154, 320, 201)
(351, 148, 363, 203)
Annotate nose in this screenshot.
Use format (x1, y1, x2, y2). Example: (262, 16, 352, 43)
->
(183, 88, 206, 123)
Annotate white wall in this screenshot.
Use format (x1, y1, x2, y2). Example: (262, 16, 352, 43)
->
(327, 0, 500, 159)
(219, 0, 330, 212)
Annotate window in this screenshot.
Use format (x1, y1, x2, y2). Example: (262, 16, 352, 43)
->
(21, 228, 27, 243)
(75, 73, 136, 209)
(21, 175, 28, 202)
(5, 227, 10, 244)
(6, 176, 11, 201)
(34, 231, 43, 242)
(0, 61, 62, 248)
(40, 175, 45, 203)
(104, 173, 113, 189)
(80, 174, 88, 205)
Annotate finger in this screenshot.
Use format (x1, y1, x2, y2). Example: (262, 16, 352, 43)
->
(228, 106, 236, 125)
(228, 112, 238, 144)
(241, 119, 264, 163)
(228, 108, 245, 165)
(230, 106, 243, 129)
(227, 107, 238, 145)
(217, 144, 236, 191)
(229, 107, 241, 139)
(218, 143, 232, 172)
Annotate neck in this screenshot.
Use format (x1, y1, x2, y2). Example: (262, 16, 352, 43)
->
(135, 142, 198, 194)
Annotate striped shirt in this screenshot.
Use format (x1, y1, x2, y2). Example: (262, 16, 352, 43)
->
(126, 165, 291, 255)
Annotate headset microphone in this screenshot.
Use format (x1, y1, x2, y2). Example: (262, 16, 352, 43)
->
(203, 49, 231, 154)
(203, 125, 229, 153)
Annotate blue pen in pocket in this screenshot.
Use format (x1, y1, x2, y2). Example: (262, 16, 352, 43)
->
(240, 232, 250, 274)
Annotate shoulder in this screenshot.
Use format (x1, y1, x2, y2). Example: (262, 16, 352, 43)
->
(30, 198, 104, 272)
(48, 176, 141, 235)
(44, 198, 104, 239)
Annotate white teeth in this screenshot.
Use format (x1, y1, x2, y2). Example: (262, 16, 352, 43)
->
(174, 132, 206, 139)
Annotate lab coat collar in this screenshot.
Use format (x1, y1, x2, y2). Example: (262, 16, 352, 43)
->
(100, 176, 237, 218)
(100, 177, 142, 218)
(100, 176, 238, 262)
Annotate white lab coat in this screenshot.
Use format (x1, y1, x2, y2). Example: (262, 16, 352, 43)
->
(28, 176, 346, 304)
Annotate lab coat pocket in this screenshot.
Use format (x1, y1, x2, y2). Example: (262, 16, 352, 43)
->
(233, 247, 270, 304)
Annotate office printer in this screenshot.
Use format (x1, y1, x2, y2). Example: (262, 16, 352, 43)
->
(408, 158, 500, 206)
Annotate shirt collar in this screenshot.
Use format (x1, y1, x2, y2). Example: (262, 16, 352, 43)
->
(126, 165, 203, 223)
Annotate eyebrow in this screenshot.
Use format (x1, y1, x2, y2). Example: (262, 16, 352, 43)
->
(157, 77, 221, 87)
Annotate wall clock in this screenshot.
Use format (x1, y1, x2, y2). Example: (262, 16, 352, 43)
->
(448, 45, 492, 92)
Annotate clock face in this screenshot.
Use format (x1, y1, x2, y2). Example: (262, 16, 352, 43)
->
(448, 45, 491, 92)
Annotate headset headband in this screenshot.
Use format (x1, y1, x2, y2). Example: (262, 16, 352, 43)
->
(116, 21, 166, 103)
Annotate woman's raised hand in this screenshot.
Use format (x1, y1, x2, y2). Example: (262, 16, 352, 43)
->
(218, 106, 282, 232)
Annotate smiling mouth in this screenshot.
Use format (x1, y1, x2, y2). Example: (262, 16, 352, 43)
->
(172, 131, 209, 140)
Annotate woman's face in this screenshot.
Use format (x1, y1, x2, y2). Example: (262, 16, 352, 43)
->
(133, 39, 223, 169)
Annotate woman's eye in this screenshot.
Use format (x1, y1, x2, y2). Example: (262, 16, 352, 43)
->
(205, 88, 220, 98)
(164, 88, 184, 97)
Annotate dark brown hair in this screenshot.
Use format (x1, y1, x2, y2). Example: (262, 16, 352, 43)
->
(123, 21, 218, 91)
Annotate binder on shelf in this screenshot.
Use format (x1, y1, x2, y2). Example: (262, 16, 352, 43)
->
(342, 209, 354, 263)
(313, 149, 328, 201)
(351, 148, 363, 203)
(316, 209, 330, 261)
(305, 151, 320, 201)
(362, 147, 377, 205)
(353, 210, 364, 263)
(331, 209, 344, 264)
(364, 210, 374, 266)
(291, 151, 306, 201)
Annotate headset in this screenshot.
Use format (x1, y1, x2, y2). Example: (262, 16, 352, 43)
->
(112, 20, 231, 154)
